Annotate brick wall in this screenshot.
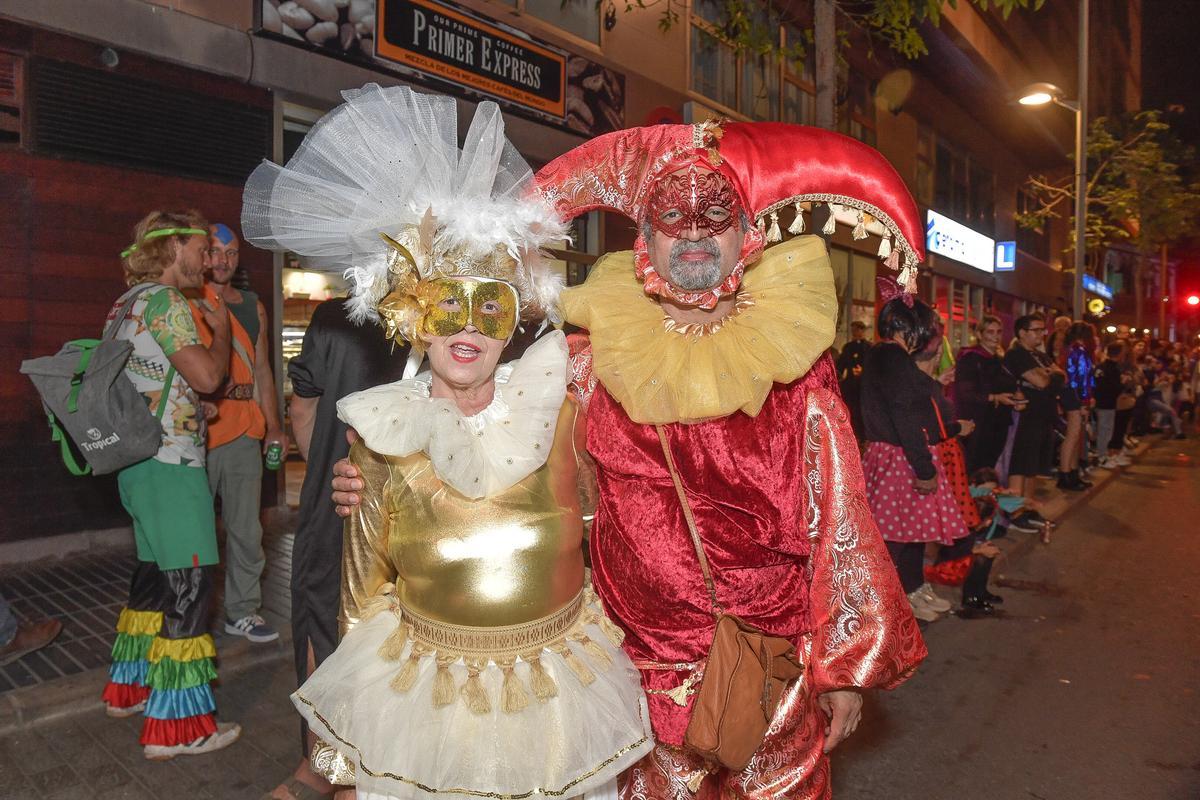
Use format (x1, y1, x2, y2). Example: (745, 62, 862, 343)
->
(0, 152, 276, 543)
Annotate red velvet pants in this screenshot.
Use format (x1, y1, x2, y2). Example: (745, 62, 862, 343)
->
(619, 670, 831, 800)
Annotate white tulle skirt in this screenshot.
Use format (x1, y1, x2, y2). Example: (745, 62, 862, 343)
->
(293, 595, 653, 800)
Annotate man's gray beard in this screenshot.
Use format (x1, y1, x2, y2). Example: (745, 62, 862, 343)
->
(666, 238, 722, 291)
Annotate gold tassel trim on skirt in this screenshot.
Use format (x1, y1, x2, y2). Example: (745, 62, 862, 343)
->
(375, 588, 623, 713)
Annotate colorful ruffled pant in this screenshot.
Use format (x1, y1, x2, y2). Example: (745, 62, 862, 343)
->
(102, 561, 219, 747)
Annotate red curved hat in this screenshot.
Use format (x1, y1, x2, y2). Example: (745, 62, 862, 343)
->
(534, 120, 924, 285)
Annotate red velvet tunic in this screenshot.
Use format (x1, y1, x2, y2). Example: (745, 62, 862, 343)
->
(584, 353, 927, 745)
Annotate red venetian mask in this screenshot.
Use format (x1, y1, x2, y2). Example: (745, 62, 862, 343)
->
(646, 166, 741, 238)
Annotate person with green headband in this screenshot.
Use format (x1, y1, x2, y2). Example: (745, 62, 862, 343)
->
(100, 209, 243, 760)
(190, 222, 286, 646)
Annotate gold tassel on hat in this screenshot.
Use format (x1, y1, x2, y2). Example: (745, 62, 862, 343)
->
(460, 658, 491, 714)
(570, 632, 613, 669)
(787, 201, 806, 234)
(376, 620, 409, 662)
(852, 210, 868, 240)
(432, 653, 457, 708)
(524, 652, 559, 700)
(822, 204, 838, 235)
(766, 212, 782, 243)
(498, 658, 530, 713)
(885, 249, 901, 271)
(756, 217, 767, 237)
(552, 643, 595, 686)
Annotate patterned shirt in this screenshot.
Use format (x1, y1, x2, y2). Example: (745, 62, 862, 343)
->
(104, 284, 206, 467)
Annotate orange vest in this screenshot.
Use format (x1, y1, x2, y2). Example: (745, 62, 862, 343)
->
(190, 285, 267, 449)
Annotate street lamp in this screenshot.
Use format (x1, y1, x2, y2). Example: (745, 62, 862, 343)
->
(1016, 1, 1088, 321)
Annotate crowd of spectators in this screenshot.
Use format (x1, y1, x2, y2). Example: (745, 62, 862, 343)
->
(840, 289, 1200, 625)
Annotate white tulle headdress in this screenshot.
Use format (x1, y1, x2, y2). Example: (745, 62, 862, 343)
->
(241, 84, 568, 372)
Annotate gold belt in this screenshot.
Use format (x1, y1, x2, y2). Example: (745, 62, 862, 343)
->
(401, 590, 586, 660)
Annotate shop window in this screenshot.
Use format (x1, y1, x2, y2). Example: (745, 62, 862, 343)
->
(742, 51, 779, 121)
(837, 69, 875, 146)
(915, 125, 934, 206)
(932, 137, 994, 234)
(523, 0, 599, 44)
(691, 25, 738, 111)
(781, 25, 814, 125)
(690, 1, 785, 119)
(0, 51, 22, 146)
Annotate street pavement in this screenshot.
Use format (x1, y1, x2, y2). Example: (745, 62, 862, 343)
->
(1, 437, 1196, 799)
(835, 435, 1200, 800)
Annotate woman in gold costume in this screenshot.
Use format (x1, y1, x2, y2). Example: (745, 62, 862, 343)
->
(242, 85, 652, 800)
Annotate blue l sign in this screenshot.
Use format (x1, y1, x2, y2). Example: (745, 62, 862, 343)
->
(995, 241, 1016, 272)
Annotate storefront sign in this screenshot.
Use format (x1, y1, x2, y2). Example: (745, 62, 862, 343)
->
(926, 210, 995, 273)
(256, 0, 625, 136)
(1083, 274, 1114, 300)
(995, 241, 1016, 272)
(378, 0, 565, 116)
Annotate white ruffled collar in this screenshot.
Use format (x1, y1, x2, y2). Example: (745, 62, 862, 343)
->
(337, 331, 568, 499)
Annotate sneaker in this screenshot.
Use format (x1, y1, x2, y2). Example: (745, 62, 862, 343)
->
(1098, 457, 1120, 470)
(906, 591, 941, 622)
(144, 722, 241, 760)
(1114, 453, 1133, 466)
(1124, 436, 1140, 448)
(224, 615, 279, 643)
(1008, 512, 1042, 533)
(106, 700, 145, 718)
(916, 583, 953, 613)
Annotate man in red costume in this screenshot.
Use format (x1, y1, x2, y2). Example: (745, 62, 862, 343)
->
(334, 120, 927, 798)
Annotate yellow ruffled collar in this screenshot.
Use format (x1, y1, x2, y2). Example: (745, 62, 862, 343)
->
(560, 235, 837, 424)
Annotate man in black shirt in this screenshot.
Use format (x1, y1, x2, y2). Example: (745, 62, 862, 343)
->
(272, 299, 407, 799)
(836, 320, 871, 439)
(1002, 313, 1063, 531)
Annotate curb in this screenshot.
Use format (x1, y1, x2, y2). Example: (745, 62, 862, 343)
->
(0, 629, 293, 737)
(990, 439, 1153, 572)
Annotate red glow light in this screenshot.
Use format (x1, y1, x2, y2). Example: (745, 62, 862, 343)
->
(1188, 295, 1200, 306)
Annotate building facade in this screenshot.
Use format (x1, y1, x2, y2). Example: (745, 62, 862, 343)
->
(0, 0, 1141, 544)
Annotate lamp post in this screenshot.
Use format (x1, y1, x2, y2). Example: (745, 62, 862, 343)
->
(1018, 0, 1089, 320)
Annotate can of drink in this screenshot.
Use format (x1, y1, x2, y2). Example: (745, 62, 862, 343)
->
(265, 441, 283, 471)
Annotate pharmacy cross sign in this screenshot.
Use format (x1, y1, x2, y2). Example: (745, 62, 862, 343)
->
(377, 0, 567, 117)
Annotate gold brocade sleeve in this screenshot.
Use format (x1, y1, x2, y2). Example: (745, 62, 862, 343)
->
(802, 386, 927, 695)
(339, 440, 396, 638)
(570, 398, 598, 537)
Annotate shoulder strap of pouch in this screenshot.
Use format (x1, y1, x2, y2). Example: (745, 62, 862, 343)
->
(655, 424, 724, 618)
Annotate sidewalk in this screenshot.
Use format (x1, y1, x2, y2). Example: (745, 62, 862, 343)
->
(0, 506, 298, 735)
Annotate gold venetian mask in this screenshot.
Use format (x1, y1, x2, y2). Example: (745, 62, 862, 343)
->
(419, 277, 519, 341)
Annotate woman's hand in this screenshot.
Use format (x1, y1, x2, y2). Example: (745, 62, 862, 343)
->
(956, 419, 976, 437)
(991, 392, 1017, 406)
(913, 475, 938, 495)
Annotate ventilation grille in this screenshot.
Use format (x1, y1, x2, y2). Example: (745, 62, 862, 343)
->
(31, 59, 269, 184)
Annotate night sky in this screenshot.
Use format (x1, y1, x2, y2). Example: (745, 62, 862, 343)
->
(1141, 1, 1200, 286)
(1142, 1, 1200, 151)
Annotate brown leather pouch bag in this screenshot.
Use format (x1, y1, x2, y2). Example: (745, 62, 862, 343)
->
(656, 427, 804, 773)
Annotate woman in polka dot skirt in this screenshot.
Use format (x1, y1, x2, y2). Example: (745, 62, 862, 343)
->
(859, 281, 976, 623)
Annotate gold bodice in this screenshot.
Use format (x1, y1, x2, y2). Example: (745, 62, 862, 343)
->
(340, 399, 585, 634)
